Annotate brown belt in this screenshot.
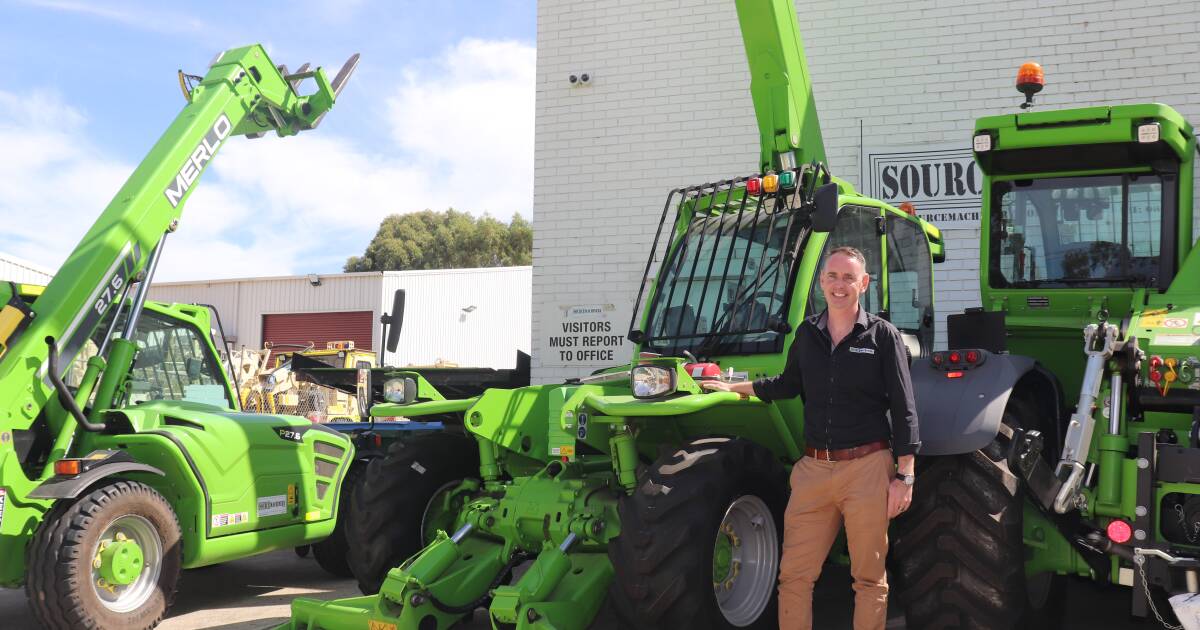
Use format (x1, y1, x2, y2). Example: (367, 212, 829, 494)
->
(804, 440, 889, 462)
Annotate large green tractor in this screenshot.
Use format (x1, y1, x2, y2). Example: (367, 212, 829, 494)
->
(279, 2, 947, 629)
(0, 46, 367, 629)
(891, 68, 1200, 628)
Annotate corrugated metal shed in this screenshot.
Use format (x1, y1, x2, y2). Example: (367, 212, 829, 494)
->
(149, 267, 531, 369)
(0, 252, 54, 284)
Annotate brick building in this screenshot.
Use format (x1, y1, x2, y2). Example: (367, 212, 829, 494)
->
(531, 0, 1200, 382)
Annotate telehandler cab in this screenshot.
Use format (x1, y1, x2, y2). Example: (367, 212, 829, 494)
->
(0, 45, 363, 629)
(279, 2, 946, 629)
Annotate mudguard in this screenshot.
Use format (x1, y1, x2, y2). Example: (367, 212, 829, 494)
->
(911, 352, 1036, 456)
(28, 454, 164, 500)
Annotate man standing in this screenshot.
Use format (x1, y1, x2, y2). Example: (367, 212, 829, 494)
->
(702, 246, 919, 630)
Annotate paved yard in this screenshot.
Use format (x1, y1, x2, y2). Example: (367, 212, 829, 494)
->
(0, 548, 1169, 629)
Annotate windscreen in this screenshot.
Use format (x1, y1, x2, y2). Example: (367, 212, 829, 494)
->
(990, 173, 1166, 287)
(638, 181, 809, 358)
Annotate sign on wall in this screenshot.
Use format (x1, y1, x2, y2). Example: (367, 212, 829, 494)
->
(540, 301, 631, 369)
(859, 144, 982, 229)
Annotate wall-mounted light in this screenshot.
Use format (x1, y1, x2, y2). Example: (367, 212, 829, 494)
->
(307, 274, 322, 287)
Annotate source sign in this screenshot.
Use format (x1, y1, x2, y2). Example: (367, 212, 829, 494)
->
(860, 144, 982, 229)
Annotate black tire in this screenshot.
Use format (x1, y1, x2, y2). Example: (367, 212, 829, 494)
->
(312, 464, 364, 577)
(892, 396, 1063, 629)
(346, 432, 479, 594)
(608, 437, 787, 629)
(26, 480, 182, 630)
(294, 545, 311, 558)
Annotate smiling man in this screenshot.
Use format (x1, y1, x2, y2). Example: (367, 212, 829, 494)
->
(702, 246, 920, 630)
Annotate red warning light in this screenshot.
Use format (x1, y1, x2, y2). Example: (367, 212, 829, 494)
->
(1106, 519, 1132, 544)
(965, 350, 980, 364)
(747, 178, 762, 196)
(931, 352, 944, 366)
(1016, 62, 1045, 90)
(946, 371, 964, 379)
(948, 351, 961, 364)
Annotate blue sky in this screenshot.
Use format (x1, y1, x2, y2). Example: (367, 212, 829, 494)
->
(0, 0, 536, 281)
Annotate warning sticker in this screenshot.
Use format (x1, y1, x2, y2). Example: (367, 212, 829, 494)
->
(211, 512, 249, 528)
(287, 484, 297, 507)
(1142, 309, 1169, 327)
(368, 621, 397, 630)
(1155, 334, 1200, 347)
(1162, 318, 1189, 329)
(0, 488, 6, 527)
(257, 495, 287, 518)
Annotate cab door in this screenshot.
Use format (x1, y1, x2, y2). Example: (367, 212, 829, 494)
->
(885, 213, 935, 358)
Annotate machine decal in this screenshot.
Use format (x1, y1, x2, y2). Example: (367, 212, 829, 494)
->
(0, 488, 6, 527)
(1155, 334, 1200, 347)
(164, 113, 233, 207)
(257, 494, 287, 517)
(46, 244, 139, 383)
(1193, 312, 1200, 327)
(275, 426, 308, 443)
(1141, 309, 1169, 327)
(410, 461, 426, 475)
(287, 484, 297, 507)
(1162, 318, 1189, 329)
(368, 620, 397, 630)
(211, 512, 248, 528)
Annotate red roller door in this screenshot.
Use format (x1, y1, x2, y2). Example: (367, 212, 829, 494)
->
(262, 311, 373, 352)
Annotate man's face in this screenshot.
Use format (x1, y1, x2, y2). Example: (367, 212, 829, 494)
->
(819, 252, 869, 313)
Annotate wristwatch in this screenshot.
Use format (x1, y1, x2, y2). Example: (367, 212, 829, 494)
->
(896, 473, 916, 486)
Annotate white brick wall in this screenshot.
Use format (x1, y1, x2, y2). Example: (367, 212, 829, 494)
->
(533, 0, 1200, 382)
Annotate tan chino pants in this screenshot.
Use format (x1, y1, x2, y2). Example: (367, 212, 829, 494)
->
(777, 448, 892, 630)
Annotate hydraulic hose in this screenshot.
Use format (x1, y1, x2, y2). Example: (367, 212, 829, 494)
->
(46, 337, 106, 432)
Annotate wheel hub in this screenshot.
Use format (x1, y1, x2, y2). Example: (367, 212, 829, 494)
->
(96, 533, 145, 586)
(712, 495, 778, 627)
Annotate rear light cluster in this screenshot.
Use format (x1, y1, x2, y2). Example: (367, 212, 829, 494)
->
(930, 348, 987, 379)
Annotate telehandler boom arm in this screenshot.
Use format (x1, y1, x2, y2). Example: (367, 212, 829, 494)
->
(734, 0, 827, 173)
(0, 45, 357, 476)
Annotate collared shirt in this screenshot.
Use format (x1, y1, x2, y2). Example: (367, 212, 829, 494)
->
(751, 307, 921, 456)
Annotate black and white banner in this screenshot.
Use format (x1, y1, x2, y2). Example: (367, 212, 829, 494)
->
(859, 144, 982, 229)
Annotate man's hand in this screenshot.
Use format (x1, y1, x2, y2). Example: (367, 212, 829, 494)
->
(700, 380, 754, 398)
(887, 478, 913, 519)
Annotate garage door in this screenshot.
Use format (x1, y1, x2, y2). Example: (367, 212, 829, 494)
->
(262, 311, 373, 352)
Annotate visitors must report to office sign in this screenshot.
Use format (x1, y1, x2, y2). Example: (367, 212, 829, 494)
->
(543, 302, 629, 368)
(859, 144, 982, 229)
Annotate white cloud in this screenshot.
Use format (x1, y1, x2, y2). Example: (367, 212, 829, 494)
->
(17, 0, 208, 34)
(0, 37, 536, 282)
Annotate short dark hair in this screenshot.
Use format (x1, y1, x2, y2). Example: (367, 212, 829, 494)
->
(826, 246, 868, 271)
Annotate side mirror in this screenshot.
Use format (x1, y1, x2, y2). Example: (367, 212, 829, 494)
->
(385, 289, 406, 353)
(383, 376, 418, 404)
(810, 182, 840, 232)
(356, 367, 372, 419)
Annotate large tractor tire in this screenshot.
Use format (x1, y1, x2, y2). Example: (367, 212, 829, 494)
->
(892, 396, 1064, 630)
(609, 437, 787, 629)
(26, 480, 182, 630)
(346, 432, 480, 594)
(311, 464, 364, 578)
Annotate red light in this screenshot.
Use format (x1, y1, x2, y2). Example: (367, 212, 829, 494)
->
(948, 351, 961, 364)
(965, 350, 980, 364)
(931, 353, 944, 366)
(1150, 356, 1163, 369)
(374, 434, 383, 448)
(1107, 519, 1132, 544)
(898, 202, 916, 216)
(946, 371, 964, 379)
(1150, 370, 1162, 383)
(747, 178, 762, 196)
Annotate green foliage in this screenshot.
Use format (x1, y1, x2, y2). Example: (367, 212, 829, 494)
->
(345, 209, 532, 272)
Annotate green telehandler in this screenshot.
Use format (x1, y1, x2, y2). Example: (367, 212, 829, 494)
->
(889, 66, 1200, 628)
(278, 2, 948, 629)
(0, 45, 366, 629)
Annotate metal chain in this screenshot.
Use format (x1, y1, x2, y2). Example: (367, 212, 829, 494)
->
(1136, 555, 1184, 630)
(1174, 504, 1200, 544)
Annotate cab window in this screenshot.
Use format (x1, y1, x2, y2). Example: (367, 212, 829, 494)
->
(809, 205, 884, 315)
(125, 311, 233, 408)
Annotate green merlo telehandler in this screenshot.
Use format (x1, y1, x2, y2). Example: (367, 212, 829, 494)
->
(0, 45, 366, 629)
(891, 66, 1200, 628)
(279, 2, 948, 629)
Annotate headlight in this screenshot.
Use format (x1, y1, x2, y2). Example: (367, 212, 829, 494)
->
(383, 378, 408, 403)
(631, 365, 676, 399)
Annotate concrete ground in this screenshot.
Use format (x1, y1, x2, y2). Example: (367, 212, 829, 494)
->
(0, 548, 1170, 629)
